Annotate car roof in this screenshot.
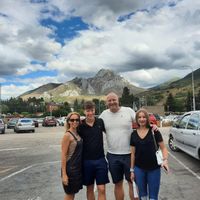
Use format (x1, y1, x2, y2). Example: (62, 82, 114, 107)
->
(184, 110, 200, 115)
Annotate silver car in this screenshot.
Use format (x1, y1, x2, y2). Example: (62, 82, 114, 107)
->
(0, 119, 5, 134)
(168, 111, 200, 160)
(14, 118, 35, 133)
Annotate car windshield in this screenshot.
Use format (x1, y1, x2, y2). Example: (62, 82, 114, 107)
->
(46, 117, 55, 120)
(10, 119, 18, 122)
(20, 119, 32, 123)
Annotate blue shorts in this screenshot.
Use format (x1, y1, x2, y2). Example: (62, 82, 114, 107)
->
(106, 152, 131, 184)
(82, 157, 109, 186)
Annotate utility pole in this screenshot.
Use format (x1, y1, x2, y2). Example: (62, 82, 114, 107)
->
(191, 68, 196, 110)
(183, 65, 196, 111)
(0, 83, 1, 116)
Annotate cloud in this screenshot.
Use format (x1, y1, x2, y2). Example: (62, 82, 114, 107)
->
(0, 0, 61, 76)
(120, 68, 189, 88)
(47, 0, 200, 78)
(1, 0, 200, 99)
(1, 75, 63, 99)
(52, 0, 176, 28)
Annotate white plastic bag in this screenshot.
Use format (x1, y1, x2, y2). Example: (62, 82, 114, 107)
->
(133, 181, 139, 198)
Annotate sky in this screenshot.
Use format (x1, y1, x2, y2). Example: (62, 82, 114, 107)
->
(0, 0, 200, 99)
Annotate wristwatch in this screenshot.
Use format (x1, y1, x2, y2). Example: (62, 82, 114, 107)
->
(130, 168, 134, 172)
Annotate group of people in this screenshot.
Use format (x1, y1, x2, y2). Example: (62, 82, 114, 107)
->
(61, 92, 169, 200)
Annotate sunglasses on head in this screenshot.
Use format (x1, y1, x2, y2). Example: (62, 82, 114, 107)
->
(69, 118, 80, 122)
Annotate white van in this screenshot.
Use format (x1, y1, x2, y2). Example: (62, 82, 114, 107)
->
(168, 111, 200, 160)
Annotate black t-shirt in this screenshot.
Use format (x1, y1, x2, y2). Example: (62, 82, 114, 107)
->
(130, 128, 163, 170)
(78, 118, 105, 160)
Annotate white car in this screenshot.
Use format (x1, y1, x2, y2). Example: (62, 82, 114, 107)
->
(57, 116, 67, 126)
(0, 119, 5, 134)
(168, 111, 200, 160)
(14, 118, 35, 133)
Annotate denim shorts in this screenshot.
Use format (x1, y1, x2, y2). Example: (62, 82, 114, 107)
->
(82, 157, 109, 186)
(106, 152, 131, 184)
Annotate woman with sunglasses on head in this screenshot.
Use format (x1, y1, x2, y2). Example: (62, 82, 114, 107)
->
(61, 112, 83, 200)
(130, 109, 169, 200)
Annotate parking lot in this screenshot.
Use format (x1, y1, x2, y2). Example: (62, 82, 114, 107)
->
(0, 126, 199, 200)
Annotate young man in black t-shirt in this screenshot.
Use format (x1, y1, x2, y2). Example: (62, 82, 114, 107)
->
(79, 101, 109, 200)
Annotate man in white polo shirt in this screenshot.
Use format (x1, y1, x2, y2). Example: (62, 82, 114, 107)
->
(99, 92, 136, 200)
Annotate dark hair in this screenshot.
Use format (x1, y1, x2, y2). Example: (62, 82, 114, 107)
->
(83, 101, 95, 110)
(135, 108, 150, 128)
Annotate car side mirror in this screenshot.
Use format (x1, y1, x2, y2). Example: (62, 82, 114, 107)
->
(175, 124, 180, 128)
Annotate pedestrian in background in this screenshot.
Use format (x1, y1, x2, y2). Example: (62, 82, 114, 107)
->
(61, 112, 83, 200)
(79, 101, 109, 200)
(130, 108, 169, 200)
(100, 92, 138, 200)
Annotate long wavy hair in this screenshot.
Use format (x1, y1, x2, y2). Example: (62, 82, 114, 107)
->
(135, 108, 150, 128)
(66, 112, 80, 130)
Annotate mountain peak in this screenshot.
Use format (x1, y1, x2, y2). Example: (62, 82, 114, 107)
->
(95, 69, 116, 78)
(19, 69, 145, 101)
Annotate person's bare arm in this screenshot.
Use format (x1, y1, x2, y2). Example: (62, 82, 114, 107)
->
(61, 133, 71, 185)
(130, 146, 136, 181)
(159, 141, 169, 173)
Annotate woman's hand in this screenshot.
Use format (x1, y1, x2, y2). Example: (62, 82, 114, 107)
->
(130, 172, 135, 182)
(161, 159, 169, 174)
(62, 174, 69, 185)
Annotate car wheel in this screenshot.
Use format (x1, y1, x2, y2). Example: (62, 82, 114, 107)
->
(32, 130, 35, 133)
(168, 136, 179, 152)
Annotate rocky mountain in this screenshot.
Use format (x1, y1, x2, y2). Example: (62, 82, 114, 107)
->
(20, 69, 145, 102)
(20, 83, 62, 100)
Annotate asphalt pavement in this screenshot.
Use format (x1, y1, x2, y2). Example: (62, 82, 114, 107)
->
(0, 126, 199, 200)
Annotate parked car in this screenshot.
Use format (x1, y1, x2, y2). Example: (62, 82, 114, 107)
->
(0, 119, 5, 134)
(57, 116, 67, 126)
(14, 118, 35, 133)
(7, 118, 18, 129)
(132, 113, 157, 129)
(168, 111, 200, 160)
(32, 119, 39, 127)
(42, 116, 57, 127)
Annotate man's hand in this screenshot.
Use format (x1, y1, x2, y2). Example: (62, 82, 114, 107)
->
(151, 124, 158, 131)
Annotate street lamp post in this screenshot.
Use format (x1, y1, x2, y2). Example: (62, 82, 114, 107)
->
(191, 68, 196, 111)
(184, 66, 196, 111)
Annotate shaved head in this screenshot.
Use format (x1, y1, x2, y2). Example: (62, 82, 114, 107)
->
(106, 92, 119, 101)
(106, 92, 120, 113)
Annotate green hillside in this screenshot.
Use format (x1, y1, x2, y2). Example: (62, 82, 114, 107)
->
(138, 68, 200, 107)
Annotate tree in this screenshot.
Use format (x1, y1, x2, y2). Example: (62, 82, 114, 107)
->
(165, 93, 176, 112)
(185, 91, 193, 111)
(120, 87, 133, 108)
(196, 89, 200, 110)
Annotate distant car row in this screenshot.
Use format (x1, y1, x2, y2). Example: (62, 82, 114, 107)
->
(7, 118, 39, 129)
(0, 118, 35, 134)
(0, 116, 59, 134)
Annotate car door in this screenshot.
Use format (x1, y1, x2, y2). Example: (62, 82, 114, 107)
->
(174, 114, 190, 147)
(183, 113, 200, 152)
